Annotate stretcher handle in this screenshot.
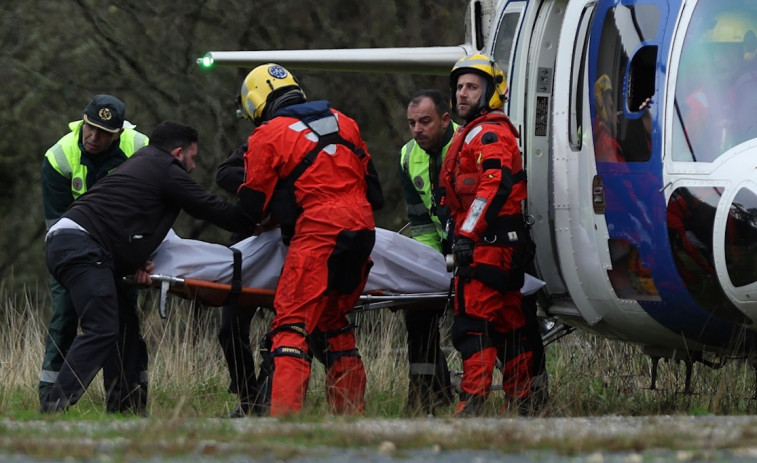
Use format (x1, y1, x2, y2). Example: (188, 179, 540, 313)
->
(149, 274, 185, 319)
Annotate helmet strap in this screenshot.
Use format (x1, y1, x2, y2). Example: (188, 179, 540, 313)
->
(264, 88, 306, 122)
(480, 79, 493, 111)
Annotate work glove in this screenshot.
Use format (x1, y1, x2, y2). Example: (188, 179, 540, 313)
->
(453, 237, 475, 267)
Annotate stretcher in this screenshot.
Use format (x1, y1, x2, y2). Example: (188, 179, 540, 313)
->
(147, 227, 544, 318)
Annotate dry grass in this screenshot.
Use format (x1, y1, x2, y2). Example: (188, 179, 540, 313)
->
(2, 281, 757, 419)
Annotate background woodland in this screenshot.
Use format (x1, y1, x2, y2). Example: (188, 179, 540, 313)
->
(0, 0, 467, 293)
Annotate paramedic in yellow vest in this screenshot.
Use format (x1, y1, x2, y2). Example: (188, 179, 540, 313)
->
(39, 95, 150, 414)
(399, 89, 458, 415)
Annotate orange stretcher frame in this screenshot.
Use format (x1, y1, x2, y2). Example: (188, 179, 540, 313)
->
(149, 274, 449, 318)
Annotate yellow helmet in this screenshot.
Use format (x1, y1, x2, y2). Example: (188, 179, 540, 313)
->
(594, 74, 613, 123)
(240, 63, 306, 125)
(703, 10, 757, 44)
(450, 53, 508, 113)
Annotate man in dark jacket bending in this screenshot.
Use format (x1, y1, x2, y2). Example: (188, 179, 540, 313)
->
(41, 121, 254, 413)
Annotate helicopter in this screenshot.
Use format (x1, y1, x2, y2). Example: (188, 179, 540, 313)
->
(196, 0, 757, 392)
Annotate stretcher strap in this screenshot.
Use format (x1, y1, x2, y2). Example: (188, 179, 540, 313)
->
(225, 248, 243, 307)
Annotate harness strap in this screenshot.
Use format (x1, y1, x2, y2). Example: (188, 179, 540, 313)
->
(512, 169, 527, 184)
(322, 323, 355, 339)
(318, 324, 361, 367)
(272, 115, 368, 244)
(286, 117, 364, 185)
(457, 261, 525, 293)
(326, 348, 361, 365)
(271, 346, 312, 362)
(268, 322, 309, 339)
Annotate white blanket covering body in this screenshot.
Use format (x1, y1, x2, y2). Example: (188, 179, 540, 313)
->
(150, 228, 544, 295)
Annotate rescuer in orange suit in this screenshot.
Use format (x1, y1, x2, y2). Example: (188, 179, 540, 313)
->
(440, 54, 538, 415)
(236, 63, 384, 416)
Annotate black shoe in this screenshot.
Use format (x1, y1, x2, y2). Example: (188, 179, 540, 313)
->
(403, 396, 433, 417)
(107, 404, 149, 417)
(39, 398, 69, 414)
(518, 374, 550, 416)
(222, 403, 252, 418)
(507, 393, 547, 417)
(38, 382, 54, 408)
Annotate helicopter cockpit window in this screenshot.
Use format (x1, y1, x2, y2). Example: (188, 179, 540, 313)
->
(673, 1, 757, 163)
(725, 188, 757, 288)
(667, 186, 749, 323)
(593, 4, 659, 163)
(492, 12, 521, 79)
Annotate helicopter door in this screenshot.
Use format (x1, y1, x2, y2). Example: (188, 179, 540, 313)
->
(590, 1, 663, 303)
(518, 1, 571, 300)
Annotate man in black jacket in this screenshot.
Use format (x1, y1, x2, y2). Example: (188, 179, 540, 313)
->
(215, 142, 261, 417)
(41, 121, 254, 414)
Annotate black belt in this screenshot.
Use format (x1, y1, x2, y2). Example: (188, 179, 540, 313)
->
(481, 214, 528, 245)
(480, 227, 528, 245)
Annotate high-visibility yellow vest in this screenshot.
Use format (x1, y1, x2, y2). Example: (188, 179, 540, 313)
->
(399, 122, 458, 251)
(44, 120, 148, 199)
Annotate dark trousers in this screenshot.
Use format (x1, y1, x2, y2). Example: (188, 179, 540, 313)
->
(39, 277, 77, 400)
(39, 277, 148, 410)
(521, 293, 549, 398)
(42, 230, 146, 413)
(218, 303, 258, 406)
(404, 308, 454, 414)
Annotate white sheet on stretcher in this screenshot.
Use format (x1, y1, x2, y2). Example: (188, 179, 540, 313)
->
(150, 228, 545, 296)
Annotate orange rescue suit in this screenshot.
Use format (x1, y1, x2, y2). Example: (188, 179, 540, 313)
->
(440, 109, 534, 409)
(238, 101, 382, 416)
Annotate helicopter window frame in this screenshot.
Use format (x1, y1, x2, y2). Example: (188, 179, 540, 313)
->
(591, 2, 660, 163)
(492, 2, 526, 91)
(568, 3, 595, 151)
(627, 45, 657, 114)
(667, 1, 699, 165)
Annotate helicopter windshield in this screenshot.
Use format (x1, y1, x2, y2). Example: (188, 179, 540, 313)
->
(673, 1, 757, 162)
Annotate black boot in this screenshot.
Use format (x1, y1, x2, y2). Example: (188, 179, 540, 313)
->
(431, 352, 455, 408)
(404, 374, 433, 416)
(526, 369, 550, 416)
(252, 334, 274, 417)
(222, 402, 253, 418)
(39, 388, 70, 414)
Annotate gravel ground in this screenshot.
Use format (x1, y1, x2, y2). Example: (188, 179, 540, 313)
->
(4, 415, 757, 462)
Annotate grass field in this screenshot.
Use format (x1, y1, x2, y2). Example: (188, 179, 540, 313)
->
(3, 282, 757, 420)
(4, 282, 757, 460)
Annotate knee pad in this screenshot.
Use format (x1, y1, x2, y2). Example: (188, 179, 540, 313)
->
(268, 323, 312, 363)
(451, 315, 497, 360)
(326, 349, 361, 368)
(323, 324, 361, 368)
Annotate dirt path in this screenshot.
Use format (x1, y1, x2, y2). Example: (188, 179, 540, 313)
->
(3, 415, 757, 462)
